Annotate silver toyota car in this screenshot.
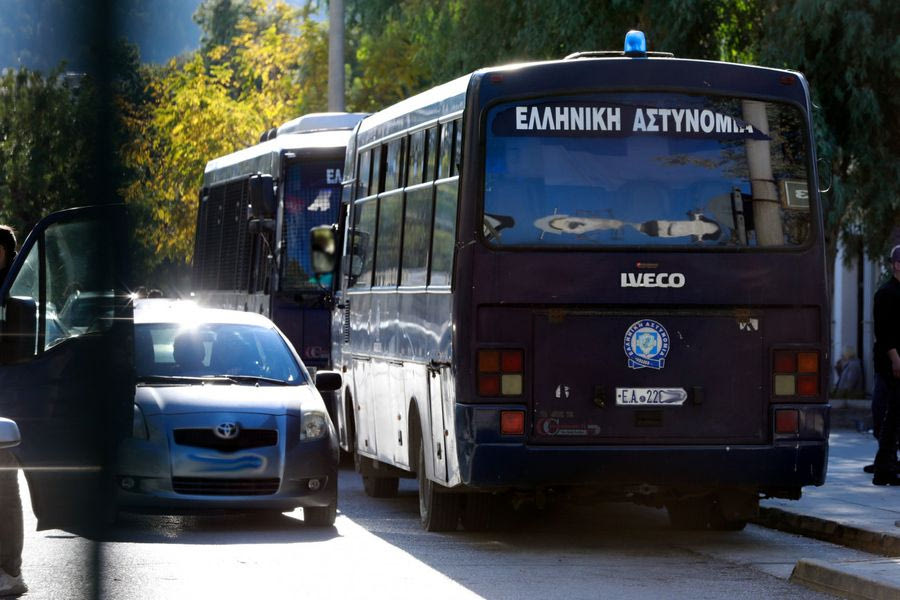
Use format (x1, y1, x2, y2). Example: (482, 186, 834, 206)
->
(116, 299, 340, 525)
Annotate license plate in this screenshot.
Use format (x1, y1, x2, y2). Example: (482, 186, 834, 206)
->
(616, 387, 688, 406)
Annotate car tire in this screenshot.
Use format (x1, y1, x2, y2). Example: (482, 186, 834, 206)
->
(417, 442, 459, 532)
(305, 492, 337, 527)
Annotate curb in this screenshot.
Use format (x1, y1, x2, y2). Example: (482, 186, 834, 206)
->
(790, 558, 900, 600)
(753, 507, 900, 557)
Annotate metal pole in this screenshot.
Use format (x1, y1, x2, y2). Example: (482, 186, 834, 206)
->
(328, 0, 345, 112)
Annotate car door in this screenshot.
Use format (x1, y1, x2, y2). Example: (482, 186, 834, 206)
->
(0, 204, 133, 531)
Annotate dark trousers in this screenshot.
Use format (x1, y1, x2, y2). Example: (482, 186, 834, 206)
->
(0, 451, 23, 577)
(873, 373, 900, 473)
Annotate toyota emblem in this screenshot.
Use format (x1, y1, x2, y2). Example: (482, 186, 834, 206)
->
(214, 422, 239, 439)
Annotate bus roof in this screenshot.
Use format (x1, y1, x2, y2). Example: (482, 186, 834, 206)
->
(203, 115, 366, 187)
(356, 74, 470, 147)
(355, 54, 806, 148)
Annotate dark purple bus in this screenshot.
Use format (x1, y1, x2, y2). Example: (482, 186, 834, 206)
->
(316, 32, 829, 531)
(193, 112, 365, 378)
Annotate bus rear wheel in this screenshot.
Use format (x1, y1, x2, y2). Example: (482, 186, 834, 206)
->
(417, 442, 460, 531)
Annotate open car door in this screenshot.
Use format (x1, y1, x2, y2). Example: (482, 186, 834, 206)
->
(0, 204, 133, 531)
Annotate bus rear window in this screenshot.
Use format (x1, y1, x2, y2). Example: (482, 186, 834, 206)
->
(283, 158, 342, 290)
(483, 93, 811, 249)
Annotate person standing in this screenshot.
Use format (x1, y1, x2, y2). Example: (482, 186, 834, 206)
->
(0, 226, 26, 596)
(0, 450, 26, 596)
(872, 244, 900, 486)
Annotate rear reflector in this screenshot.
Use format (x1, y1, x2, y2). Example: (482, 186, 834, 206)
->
(500, 411, 525, 435)
(775, 409, 799, 434)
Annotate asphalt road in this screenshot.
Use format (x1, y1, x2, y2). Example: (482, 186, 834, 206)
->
(17, 467, 875, 599)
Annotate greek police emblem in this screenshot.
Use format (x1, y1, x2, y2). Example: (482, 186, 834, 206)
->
(623, 319, 670, 369)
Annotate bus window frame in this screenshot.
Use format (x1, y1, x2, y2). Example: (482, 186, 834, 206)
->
(473, 90, 821, 255)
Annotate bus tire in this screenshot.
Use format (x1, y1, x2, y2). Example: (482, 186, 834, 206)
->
(417, 442, 459, 532)
(362, 475, 399, 498)
(461, 493, 496, 531)
(666, 499, 709, 530)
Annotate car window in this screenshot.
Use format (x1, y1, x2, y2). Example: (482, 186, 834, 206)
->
(135, 323, 305, 384)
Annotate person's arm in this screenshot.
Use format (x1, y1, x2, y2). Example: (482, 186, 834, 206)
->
(890, 348, 900, 379)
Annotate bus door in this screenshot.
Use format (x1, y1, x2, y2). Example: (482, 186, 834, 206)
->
(0, 205, 133, 530)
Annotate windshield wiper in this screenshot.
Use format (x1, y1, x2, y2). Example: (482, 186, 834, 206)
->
(218, 374, 297, 386)
(136, 375, 232, 385)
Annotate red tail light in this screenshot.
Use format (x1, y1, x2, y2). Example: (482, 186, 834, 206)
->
(775, 409, 799, 434)
(477, 349, 524, 396)
(500, 410, 525, 435)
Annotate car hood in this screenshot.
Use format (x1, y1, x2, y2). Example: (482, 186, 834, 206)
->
(135, 383, 321, 417)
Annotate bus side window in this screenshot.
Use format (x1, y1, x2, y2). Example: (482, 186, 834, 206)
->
(401, 187, 433, 287)
(452, 118, 462, 176)
(424, 126, 439, 183)
(430, 180, 458, 287)
(438, 122, 453, 179)
(371, 145, 383, 195)
(351, 199, 377, 288)
(384, 138, 405, 192)
(408, 130, 426, 186)
(357, 150, 371, 199)
(375, 194, 402, 287)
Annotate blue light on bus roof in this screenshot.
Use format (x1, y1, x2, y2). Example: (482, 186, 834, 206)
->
(624, 30, 647, 55)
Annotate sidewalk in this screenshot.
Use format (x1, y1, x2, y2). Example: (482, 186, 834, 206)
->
(757, 430, 900, 598)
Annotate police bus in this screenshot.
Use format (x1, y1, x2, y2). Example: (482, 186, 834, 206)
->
(313, 32, 829, 531)
(193, 112, 365, 375)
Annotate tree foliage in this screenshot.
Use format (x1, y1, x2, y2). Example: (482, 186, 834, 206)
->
(0, 40, 146, 237)
(758, 0, 900, 257)
(123, 0, 329, 265)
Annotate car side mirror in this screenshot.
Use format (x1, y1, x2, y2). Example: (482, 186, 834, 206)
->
(315, 370, 342, 392)
(0, 418, 21, 449)
(0, 296, 37, 364)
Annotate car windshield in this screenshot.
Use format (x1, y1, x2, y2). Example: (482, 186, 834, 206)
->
(483, 93, 811, 249)
(135, 323, 305, 385)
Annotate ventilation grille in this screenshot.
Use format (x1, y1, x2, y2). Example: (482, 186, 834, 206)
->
(173, 428, 277, 452)
(172, 477, 280, 496)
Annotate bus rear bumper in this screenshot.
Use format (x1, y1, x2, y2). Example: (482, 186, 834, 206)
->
(458, 441, 827, 492)
(454, 405, 828, 494)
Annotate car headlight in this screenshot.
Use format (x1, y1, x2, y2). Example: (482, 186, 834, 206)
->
(299, 411, 328, 442)
(132, 404, 149, 440)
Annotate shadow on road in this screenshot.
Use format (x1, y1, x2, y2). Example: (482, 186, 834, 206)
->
(95, 509, 341, 545)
